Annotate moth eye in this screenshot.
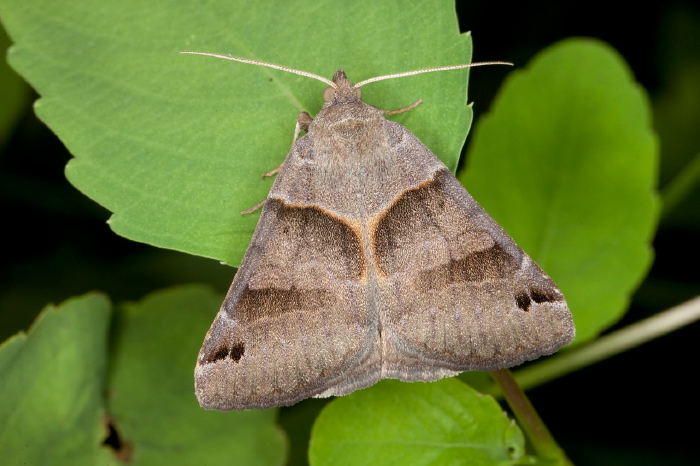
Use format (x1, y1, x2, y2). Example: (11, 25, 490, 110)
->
(355, 87, 362, 99)
(323, 87, 335, 101)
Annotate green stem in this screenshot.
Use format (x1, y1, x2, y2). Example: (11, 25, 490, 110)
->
(490, 368, 574, 466)
(660, 152, 700, 219)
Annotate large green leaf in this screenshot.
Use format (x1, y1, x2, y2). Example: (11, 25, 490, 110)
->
(0, 293, 113, 465)
(461, 39, 659, 342)
(309, 379, 524, 466)
(0, 0, 474, 266)
(106, 285, 287, 465)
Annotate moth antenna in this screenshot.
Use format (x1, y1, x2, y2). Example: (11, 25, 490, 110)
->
(354, 61, 513, 88)
(179, 51, 336, 88)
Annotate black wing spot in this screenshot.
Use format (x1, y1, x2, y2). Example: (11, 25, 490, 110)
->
(515, 292, 532, 312)
(203, 342, 246, 364)
(205, 345, 231, 364)
(229, 343, 245, 362)
(515, 287, 561, 312)
(531, 287, 559, 304)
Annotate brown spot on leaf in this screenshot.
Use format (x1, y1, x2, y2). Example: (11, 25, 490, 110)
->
(102, 416, 134, 462)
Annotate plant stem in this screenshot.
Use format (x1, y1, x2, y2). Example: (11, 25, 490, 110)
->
(660, 152, 700, 219)
(490, 368, 574, 466)
(514, 294, 700, 390)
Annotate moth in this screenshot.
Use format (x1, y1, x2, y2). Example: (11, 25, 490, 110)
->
(181, 51, 576, 411)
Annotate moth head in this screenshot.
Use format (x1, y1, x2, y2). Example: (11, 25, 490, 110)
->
(323, 70, 362, 104)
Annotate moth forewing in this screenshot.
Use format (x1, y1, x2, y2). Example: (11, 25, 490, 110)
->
(181, 52, 575, 411)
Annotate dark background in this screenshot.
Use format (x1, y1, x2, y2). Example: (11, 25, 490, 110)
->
(2, 1, 698, 464)
(458, 2, 700, 464)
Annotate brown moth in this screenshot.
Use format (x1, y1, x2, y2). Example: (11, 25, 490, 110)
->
(180, 51, 575, 411)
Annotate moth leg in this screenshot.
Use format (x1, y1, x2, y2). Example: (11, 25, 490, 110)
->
(296, 111, 313, 132)
(261, 166, 282, 178)
(242, 111, 315, 215)
(382, 99, 422, 115)
(261, 112, 314, 179)
(241, 198, 267, 215)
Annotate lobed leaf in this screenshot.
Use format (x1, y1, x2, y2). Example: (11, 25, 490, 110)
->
(1, 0, 474, 266)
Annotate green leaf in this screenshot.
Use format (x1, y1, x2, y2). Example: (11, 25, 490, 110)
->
(0, 293, 113, 465)
(460, 38, 659, 343)
(106, 285, 287, 465)
(0, 0, 474, 266)
(309, 379, 524, 466)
